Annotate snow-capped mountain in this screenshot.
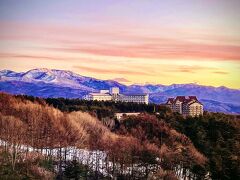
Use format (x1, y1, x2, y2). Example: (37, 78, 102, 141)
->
(1, 68, 95, 91)
(1, 68, 240, 114)
(0, 68, 125, 92)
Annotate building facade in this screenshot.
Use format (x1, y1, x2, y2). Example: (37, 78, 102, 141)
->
(119, 94, 149, 104)
(166, 96, 203, 117)
(84, 93, 112, 101)
(84, 87, 149, 104)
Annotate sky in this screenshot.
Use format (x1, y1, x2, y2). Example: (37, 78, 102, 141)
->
(0, 0, 240, 89)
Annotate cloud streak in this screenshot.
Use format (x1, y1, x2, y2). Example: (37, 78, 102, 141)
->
(0, 53, 65, 61)
(53, 42, 240, 61)
(110, 78, 130, 83)
(1, 22, 240, 61)
(73, 65, 153, 76)
(212, 71, 229, 75)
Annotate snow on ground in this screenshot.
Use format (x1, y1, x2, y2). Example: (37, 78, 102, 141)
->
(0, 140, 210, 179)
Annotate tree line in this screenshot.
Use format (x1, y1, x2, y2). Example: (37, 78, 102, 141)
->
(16, 95, 168, 119)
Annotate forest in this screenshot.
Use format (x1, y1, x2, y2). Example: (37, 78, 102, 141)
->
(0, 93, 239, 179)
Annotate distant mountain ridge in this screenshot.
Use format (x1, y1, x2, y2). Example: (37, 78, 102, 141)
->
(1, 68, 240, 114)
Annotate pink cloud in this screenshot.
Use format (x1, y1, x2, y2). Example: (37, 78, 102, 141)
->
(1, 22, 240, 61)
(51, 43, 240, 61)
(0, 53, 66, 61)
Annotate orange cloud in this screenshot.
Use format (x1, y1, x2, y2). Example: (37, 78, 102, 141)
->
(73, 65, 152, 76)
(164, 65, 217, 73)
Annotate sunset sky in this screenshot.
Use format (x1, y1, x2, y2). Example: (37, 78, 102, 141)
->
(0, 0, 240, 88)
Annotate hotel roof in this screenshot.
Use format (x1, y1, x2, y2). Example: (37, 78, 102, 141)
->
(166, 98, 174, 104)
(166, 96, 202, 105)
(122, 93, 148, 96)
(89, 93, 112, 96)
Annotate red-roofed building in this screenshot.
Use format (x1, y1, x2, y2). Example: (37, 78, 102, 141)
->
(166, 96, 203, 117)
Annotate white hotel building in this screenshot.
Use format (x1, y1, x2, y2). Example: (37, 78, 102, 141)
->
(84, 87, 149, 104)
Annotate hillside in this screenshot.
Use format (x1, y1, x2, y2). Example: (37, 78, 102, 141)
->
(0, 93, 207, 179)
(1, 68, 240, 114)
(1, 93, 239, 179)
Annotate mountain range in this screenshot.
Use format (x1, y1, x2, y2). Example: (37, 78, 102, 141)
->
(0, 68, 240, 114)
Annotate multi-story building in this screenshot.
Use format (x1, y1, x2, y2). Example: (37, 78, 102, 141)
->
(84, 87, 149, 104)
(84, 92, 112, 101)
(119, 94, 149, 104)
(166, 96, 203, 117)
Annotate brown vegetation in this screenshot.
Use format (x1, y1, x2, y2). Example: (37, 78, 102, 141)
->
(0, 93, 207, 179)
(116, 114, 207, 179)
